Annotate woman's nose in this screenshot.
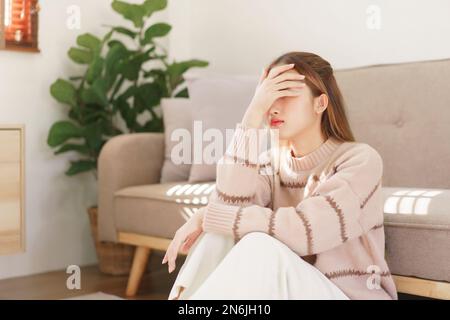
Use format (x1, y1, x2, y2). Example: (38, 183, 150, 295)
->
(269, 106, 280, 116)
(270, 100, 284, 115)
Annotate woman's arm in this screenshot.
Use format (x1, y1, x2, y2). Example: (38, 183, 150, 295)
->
(207, 122, 273, 211)
(204, 64, 306, 241)
(206, 64, 305, 213)
(203, 145, 384, 257)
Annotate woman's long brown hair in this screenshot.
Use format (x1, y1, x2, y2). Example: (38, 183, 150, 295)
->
(267, 52, 355, 142)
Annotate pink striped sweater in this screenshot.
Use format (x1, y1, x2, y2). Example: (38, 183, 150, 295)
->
(202, 123, 398, 300)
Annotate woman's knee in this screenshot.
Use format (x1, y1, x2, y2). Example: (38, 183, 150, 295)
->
(236, 232, 276, 248)
(235, 232, 295, 258)
(226, 232, 281, 263)
(199, 232, 234, 250)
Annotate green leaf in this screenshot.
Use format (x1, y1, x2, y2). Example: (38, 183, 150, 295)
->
(167, 59, 209, 89)
(119, 50, 154, 81)
(113, 27, 137, 39)
(140, 117, 163, 132)
(69, 76, 83, 81)
(102, 29, 115, 45)
(142, 0, 167, 16)
(109, 76, 126, 102)
(107, 39, 129, 50)
(50, 79, 77, 106)
(47, 121, 83, 147)
(83, 107, 110, 123)
(54, 143, 90, 155)
(143, 68, 165, 78)
(100, 119, 122, 136)
(111, 0, 146, 28)
(68, 47, 94, 64)
(83, 123, 104, 152)
(91, 79, 108, 107)
(80, 79, 109, 107)
(174, 87, 189, 98)
(151, 54, 168, 61)
(116, 97, 137, 130)
(142, 23, 171, 45)
(77, 33, 101, 52)
(142, 68, 169, 97)
(86, 56, 104, 84)
(134, 83, 160, 112)
(111, 0, 168, 28)
(68, 109, 80, 121)
(105, 41, 129, 82)
(118, 85, 139, 101)
(66, 160, 97, 176)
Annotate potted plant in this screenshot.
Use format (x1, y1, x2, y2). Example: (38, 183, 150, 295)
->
(47, 0, 208, 275)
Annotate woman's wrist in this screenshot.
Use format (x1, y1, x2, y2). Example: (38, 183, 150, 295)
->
(242, 107, 266, 129)
(195, 207, 206, 221)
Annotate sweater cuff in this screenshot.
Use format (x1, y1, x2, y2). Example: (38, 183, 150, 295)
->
(202, 202, 242, 239)
(223, 123, 262, 165)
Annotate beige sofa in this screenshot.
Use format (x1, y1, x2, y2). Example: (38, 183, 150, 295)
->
(98, 58, 450, 299)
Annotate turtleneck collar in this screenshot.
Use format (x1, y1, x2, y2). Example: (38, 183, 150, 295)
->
(285, 136, 344, 172)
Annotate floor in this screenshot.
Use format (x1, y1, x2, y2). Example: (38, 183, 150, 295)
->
(0, 250, 185, 300)
(0, 250, 431, 300)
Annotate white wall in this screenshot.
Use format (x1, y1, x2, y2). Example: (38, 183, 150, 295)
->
(168, 0, 450, 74)
(0, 0, 168, 280)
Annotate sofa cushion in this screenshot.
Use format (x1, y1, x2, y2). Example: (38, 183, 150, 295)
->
(114, 182, 450, 282)
(160, 98, 193, 183)
(184, 73, 261, 182)
(114, 181, 216, 239)
(382, 187, 450, 282)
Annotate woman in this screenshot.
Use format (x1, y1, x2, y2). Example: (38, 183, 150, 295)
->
(162, 52, 398, 300)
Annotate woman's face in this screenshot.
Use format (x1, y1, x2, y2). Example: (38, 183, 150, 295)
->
(266, 68, 321, 140)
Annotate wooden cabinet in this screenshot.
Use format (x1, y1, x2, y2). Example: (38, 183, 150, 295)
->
(0, 125, 24, 255)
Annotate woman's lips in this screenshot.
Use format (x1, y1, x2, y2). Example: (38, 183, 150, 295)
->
(270, 119, 285, 127)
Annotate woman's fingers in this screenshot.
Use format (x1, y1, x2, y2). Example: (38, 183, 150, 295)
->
(258, 66, 270, 85)
(273, 72, 305, 84)
(168, 241, 183, 273)
(162, 238, 174, 265)
(167, 251, 177, 273)
(164, 233, 184, 273)
(267, 63, 295, 80)
(163, 210, 206, 273)
(166, 229, 201, 272)
(274, 80, 306, 91)
(276, 89, 303, 99)
(181, 230, 203, 253)
(180, 234, 194, 253)
(180, 238, 194, 254)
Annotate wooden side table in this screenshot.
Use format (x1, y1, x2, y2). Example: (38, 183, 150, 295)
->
(0, 124, 25, 255)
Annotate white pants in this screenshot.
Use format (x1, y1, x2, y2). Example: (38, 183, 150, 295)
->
(168, 232, 349, 300)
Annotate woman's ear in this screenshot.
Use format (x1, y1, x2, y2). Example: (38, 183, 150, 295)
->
(315, 94, 329, 114)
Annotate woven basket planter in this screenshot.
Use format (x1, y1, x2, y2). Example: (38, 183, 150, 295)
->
(87, 206, 135, 276)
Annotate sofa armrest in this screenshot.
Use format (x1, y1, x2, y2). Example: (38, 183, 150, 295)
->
(98, 132, 165, 242)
